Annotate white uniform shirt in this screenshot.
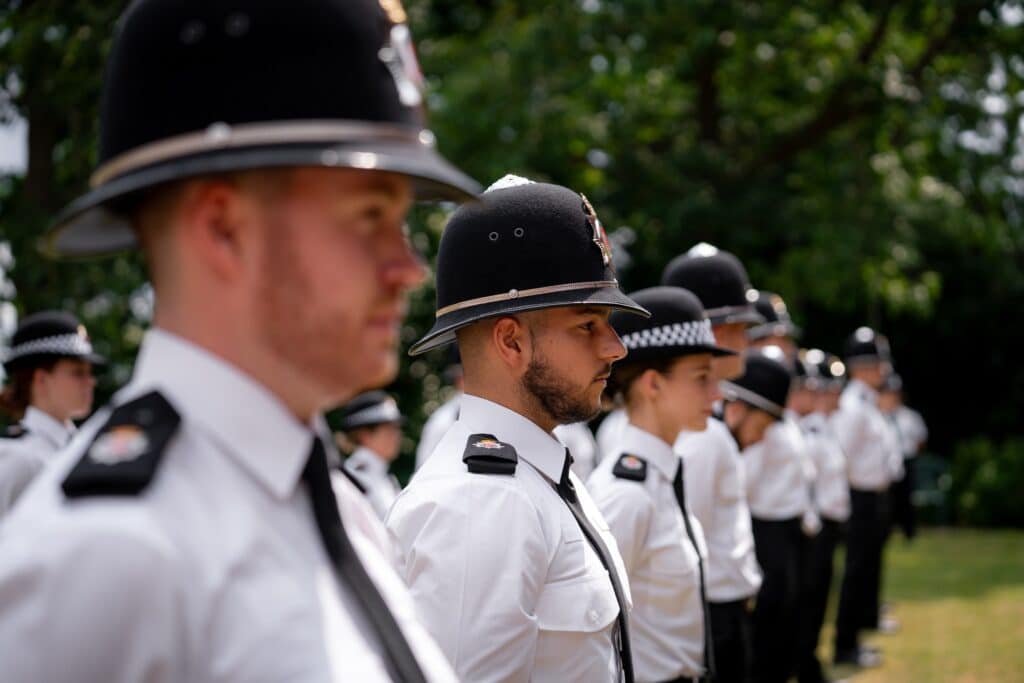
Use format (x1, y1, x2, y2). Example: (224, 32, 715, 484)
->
(743, 418, 816, 521)
(0, 329, 456, 683)
(893, 405, 928, 457)
(0, 406, 77, 516)
(675, 419, 762, 602)
(343, 446, 402, 521)
(414, 393, 461, 471)
(800, 412, 851, 522)
(554, 421, 600, 481)
(832, 380, 903, 491)
(596, 407, 628, 464)
(387, 393, 631, 683)
(414, 393, 599, 480)
(588, 423, 707, 681)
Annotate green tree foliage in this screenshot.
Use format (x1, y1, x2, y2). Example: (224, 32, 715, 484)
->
(1, 2, 1022, 481)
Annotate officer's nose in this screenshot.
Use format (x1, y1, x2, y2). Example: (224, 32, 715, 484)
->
(384, 235, 428, 292)
(598, 321, 628, 363)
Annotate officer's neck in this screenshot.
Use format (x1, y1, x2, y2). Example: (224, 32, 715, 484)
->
(462, 378, 559, 434)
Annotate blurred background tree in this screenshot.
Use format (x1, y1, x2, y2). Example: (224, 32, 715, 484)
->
(1, 1, 1021, 515)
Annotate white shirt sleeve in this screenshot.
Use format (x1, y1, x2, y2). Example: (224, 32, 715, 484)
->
(388, 481, 548, 682)
(0, 521, 188, 682)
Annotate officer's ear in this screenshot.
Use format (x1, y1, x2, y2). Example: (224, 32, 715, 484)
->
(491, 316, 528, 369)
(177, 176, 258, 281)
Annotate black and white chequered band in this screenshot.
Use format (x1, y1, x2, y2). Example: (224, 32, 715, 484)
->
(5, 333, 94, 363)
(620, 319, 715, 350)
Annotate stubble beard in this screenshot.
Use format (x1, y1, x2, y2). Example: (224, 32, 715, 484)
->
(521, 350, 602, 426)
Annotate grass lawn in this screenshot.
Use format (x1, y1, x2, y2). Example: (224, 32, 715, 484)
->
(819, 528, 1024, 682)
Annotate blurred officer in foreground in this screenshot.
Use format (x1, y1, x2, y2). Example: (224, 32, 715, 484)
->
(336, 391, 405, 521)
(879, 373, 927, 541)
(0, 1, 479, 681)
(662, 243, 765, 683)
(722, 347, 807, 683)
(589, 286, 732, 682)
(388, 175, 647, 682)
(791, 350, 850, 683)
(832, 328, 902, 668)
(0, 312, 102, 516)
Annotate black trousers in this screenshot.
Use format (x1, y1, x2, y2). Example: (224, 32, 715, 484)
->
(751, 516, 804, 683)
(708, 598, 755, 683)
(889, 457, 917, 540)
(835, 489, 889, 653)
(796, 519, 842, 683)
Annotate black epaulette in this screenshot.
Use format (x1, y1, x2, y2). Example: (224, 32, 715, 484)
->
(338, 464, 368, 494)
(612, 453, 648, 482)
(463, 433, 517, 475)
(62, 391, 181, 498)
(1, 423, 28, 439)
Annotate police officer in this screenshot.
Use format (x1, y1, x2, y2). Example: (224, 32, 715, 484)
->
(336, 390, 406, 521)
(832, 327, 902, 668)
(722, 347, 812, 683)
(387, 175, 648, 682)
(792, 350, 851, 683)
(661, 243, 765, 683)
(589, 286, 734, 683)
(879, 373, 926, 541)
(0, 311, 103, 516)
(0, 1, 478, 681)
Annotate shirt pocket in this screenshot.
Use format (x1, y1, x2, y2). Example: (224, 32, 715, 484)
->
(535, 573, 619, 633)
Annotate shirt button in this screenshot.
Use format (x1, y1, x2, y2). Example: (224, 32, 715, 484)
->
(588, 609, 599, 622)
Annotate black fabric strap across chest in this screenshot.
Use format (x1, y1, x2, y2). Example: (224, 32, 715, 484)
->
(556, 450, 635, 683)
(303, 437, 427, 683)
(672, 459, 716, 679)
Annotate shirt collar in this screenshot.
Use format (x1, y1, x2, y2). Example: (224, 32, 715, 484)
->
(457, 393, 566, 482)
(618, 421, 679, 481)
(22, 406, 75, 449)
(347, 446, 389, 477)
(124, 328, 314, 501)
(849, 378, 879, 404)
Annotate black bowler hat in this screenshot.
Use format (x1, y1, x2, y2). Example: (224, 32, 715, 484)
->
(409, 175, 649, 355)
(3, 311, 105, 373)
(610, 286, 735, 364)
(721, 346, 792, 419)
(44, 0, 480, 257)
(337, 391, 404, 431)
(748, 290, 802, 341)
(660, 243, 764, 326)
(843, 327, 892, 365)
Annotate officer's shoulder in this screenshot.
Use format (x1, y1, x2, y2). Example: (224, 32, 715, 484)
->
(61, 390, 181, 499)
(462, 433, 517, 475)
(611, 453, 648, 482)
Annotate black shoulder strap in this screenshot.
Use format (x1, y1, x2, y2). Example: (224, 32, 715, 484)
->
(62, 391, 181, 498)
(463, 433, 517, 475)
(1, 423, 28, 439)
(612, 453, 648, 481)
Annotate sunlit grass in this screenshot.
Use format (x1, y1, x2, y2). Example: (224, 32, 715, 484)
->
(820, 528, 1024, 682)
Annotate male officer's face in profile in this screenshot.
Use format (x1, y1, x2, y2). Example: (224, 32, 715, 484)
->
(520, 306, 627, 425)
(252, 168, 423, 401)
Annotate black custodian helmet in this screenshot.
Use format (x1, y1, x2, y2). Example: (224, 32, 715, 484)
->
(410, 175, 649, 355)
(843, 327, 892, 365)
(44, 0, 480, 257)
(721, 346, 792, 420)
(660, 243, 764, 326)
(748, 290, 801, 341)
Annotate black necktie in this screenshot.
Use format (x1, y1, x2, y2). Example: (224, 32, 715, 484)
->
(672, 459, 716, 678)
(556, 450, 635, 683)
(303, 437, 427, 683)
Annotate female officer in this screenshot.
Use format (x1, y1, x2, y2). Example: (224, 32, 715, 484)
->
(589, 286, 734, 683)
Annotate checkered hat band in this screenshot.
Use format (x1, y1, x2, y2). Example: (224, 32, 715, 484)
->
(5, 333, 94, 362)
(620, 319, 715, 350)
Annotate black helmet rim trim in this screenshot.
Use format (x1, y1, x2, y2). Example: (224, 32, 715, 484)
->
(720, 380, 786, 419)
(44, 128, 481, 258)
(409, 284, 650, 356)
(702, 303, 766, 327)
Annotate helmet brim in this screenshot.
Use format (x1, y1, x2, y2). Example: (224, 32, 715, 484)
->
(42, 140, 480, 258)
(409, 285, 650, 356)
